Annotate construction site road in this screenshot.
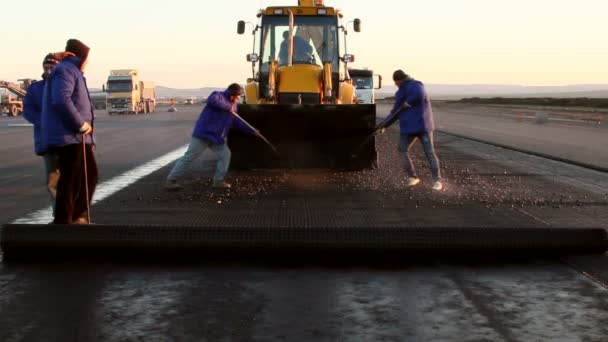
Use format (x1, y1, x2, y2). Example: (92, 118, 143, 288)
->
(1, 103, 607, 340)
(2, 102, 607, 226)
(429, 101, 608, 171)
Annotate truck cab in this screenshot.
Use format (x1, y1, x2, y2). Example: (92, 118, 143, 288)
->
(104, 69, 155, 115)
(349, 69, 382, 104)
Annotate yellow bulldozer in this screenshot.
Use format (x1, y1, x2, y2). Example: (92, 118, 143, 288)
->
(230, 0, 377, 169)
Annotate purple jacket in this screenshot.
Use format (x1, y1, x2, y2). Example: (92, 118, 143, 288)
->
(41, 56, 94, 149)
(23, 80, 46, 155)
(387, 79, 435, 134)
(192, 90, 254, 144)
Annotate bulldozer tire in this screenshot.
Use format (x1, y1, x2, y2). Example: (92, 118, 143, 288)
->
(9, 105, 18, 117)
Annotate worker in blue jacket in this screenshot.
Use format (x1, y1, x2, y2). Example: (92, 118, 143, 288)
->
(165, 83, 260, 190)
(379, 70, 443, 191)
(23, 53, 63, 213)
(42, 39, 98, 224)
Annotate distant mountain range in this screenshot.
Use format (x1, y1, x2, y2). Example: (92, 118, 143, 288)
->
(154, 86, 224, 99)
(91, 84, 608, 100)
(378, 84, 608, 100)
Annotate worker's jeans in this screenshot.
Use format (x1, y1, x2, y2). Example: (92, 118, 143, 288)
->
(167, 137, 231, 182)
(398, 132, 441, 181)
(43, 151, 60, 213)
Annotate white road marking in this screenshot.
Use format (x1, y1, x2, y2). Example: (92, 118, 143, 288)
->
(7, 123, 33, 127)
(12, 144, 188, 224)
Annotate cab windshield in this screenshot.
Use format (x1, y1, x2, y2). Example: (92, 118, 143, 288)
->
(352, 76, 373, 89)
(259, 15, 339, 70)
(107, 80, 133, 93)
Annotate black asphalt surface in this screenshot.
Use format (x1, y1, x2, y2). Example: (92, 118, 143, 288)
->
(1, 104, 607, 340)
(0, 105, 194, 224)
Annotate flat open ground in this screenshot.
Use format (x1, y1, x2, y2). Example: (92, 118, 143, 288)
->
(1, 102, 606, 340)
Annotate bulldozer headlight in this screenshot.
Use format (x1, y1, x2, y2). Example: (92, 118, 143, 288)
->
(317, 9, 327, 14)
(273, 9, 283, 14)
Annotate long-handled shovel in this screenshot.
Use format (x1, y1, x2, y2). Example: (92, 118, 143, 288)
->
(230, 111, 279, 154)
(82, 134, 91, 224)
(351, 103, 411, 159)
(350, 127, 385, 159)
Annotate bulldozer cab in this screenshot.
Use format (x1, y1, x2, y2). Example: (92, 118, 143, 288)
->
(261, 17, 338, 68)
(257, 15, 341, 103)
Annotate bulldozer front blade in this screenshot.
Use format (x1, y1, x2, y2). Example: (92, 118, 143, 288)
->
(228, 104, 378, 170)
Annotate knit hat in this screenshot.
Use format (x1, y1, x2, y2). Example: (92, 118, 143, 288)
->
(42, 53, 60, 67)
(392, 69, 409, 82)
(227, 83, 244, 96)
(65, 39, 90, 59)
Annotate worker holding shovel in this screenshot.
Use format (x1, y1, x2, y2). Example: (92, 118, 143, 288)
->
(388, 70, 442, 191)
(41, 39, 98, 223)
(165, 83, 273, 190)
(355, 70, 442, 190)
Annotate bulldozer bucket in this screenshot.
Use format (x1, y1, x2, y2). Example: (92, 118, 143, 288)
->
(228, 104, 377, 169)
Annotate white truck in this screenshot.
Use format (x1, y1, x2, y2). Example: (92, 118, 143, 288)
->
(349, 69, 382, 104)
(103, 69, 155, 115)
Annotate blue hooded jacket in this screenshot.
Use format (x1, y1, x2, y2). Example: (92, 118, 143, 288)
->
(192, 90, 254, 144)
(384, 79, 435, 134)
(41, 56, 94, 149)
(22, 80, 46, 155)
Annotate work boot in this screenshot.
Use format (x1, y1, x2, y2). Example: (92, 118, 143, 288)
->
(212, 180, 232, 189)
(164, 179, 183, 190)
(73, 215, 90, 224)
(406, 177, 420, 187)
(432, 181, 443, 191)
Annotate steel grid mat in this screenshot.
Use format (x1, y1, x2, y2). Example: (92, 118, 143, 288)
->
(2, 225, 606, 251)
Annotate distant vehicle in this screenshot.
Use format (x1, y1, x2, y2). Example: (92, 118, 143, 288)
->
(184, 97, 195, 105)
(0, 80, 27, 116)
(89, 91, 106, 109)
(103, 69, 155, 115)
(168, 98, 178, 112)
(349, 69, 382, 104)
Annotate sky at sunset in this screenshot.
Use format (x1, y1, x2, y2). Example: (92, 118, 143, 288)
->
(2, 0, 607, 89)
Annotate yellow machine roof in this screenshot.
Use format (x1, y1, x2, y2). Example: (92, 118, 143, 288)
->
(263, 0, 341, 16)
